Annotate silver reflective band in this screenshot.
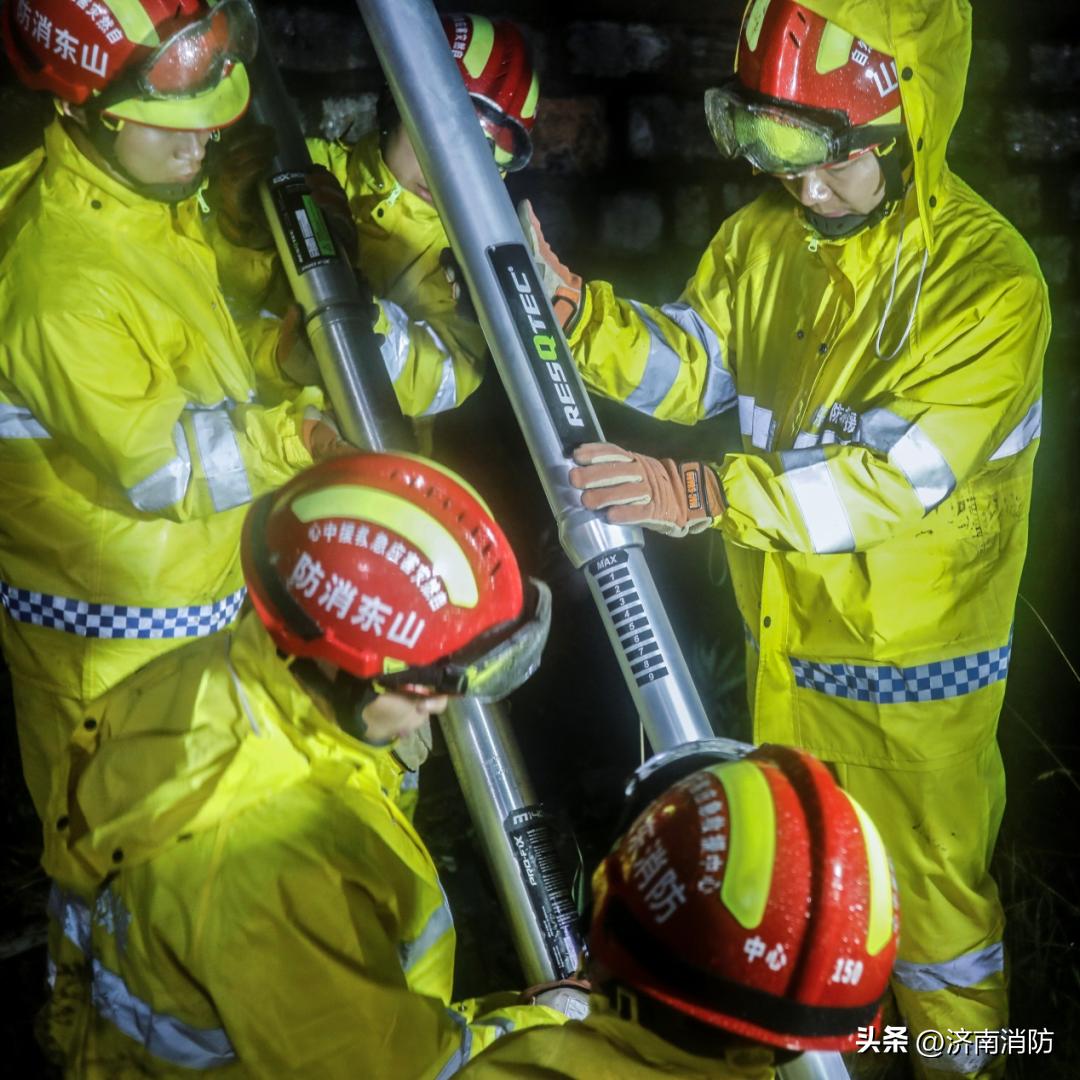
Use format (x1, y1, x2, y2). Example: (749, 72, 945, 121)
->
(737, 395, 775, 450)
(48, 883, 92, 955)
(379, 298, 412, 381)
(190, 407, 252, 512)
(434, 1005, 474, 1080)
(893, 942, 1004, 993)
(399, 896, 454, 973)
(0, 402, 50, 439)
(421, 324, 458, 416)
(48, 885, 236, 1068)
(657, 301, 735, 418)
(91, 960, 237, 1069)
(860, 408, 956, 512)
(990, 398, 1042, 461)
(783, 453, 856, 554)
(128, 422, 193, 512)
(473, 1016, 516, 1037)
(623, 301, 684, 417)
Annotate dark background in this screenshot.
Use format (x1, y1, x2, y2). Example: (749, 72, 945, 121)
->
(2, 2, 1078, 1077)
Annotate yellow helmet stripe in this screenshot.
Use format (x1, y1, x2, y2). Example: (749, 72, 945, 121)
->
(290, 486, 479, 608)
(815, 23, 855, 76)
(842, 792, 894, 957)
(743, 0, 773, 53)
(522, 72, 540, 122)
(107, 0, 160, 47)
(462, 15, 495, 79)
(716, 761, 776, 929)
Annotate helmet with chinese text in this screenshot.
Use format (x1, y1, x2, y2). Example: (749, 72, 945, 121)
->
(2, 0, 254, 130)
(589, 744, 900, 1053)
(242, 453, 550, 702)
(441, 12, 538, 172)
(704, 0, 905, 176)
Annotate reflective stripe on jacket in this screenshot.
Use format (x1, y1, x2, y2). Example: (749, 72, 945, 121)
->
(568, 0, 1048, 769)
(311, 133, 487, 417)
(48, 611, 562, 1077)
(458, 993, 776, 1079)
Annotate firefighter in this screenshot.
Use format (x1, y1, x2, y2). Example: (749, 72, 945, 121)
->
(462, 742, 899, 1079)
(214, 12, 540, 421)
(45, 452, 564, 1077)
(0, 0, 346, 880)
(522, 2, 1047, 1075)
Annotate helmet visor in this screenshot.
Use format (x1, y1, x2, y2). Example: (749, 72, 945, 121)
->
(139, 0, 258, 99)
(472, 94, 533, 172)
(376, 578, 551, 702)
(705, 82, 843, 174)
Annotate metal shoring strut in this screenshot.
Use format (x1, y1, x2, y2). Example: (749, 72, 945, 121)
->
(247, 25, 584, 987)
(353, 3, 853, 1077)
(355, 0, 713, 753)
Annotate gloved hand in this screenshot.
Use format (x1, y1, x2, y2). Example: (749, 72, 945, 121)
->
(517, 199, 582, 330)
(569, 442, 724, 537)
(522, 978, 591, 1020)
(305, 165, 358, 257)
(275, 305, 321, 387)
(301, 406, 353, 461)
(438, 248, 477, 321)
(205, 123, 278, 250)
(393, 717, 433, 772)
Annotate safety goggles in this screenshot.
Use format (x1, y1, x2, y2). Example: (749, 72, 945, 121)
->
(472, 95, 533, 173)
(375, 578, 551, 702)
(136, 0, 258, 100)
(704, 79, 902, 177)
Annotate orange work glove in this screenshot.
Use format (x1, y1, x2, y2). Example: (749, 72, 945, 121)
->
(569, 442, 724, 537)
(521, 977, 592, 1019)
(275, 305, 321, 387)
(301, 407, 353, 461)
(517, 198, 583, 330)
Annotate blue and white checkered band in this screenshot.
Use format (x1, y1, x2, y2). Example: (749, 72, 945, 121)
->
(790, 638, 1012, 705)
(0, 582, 246, 640)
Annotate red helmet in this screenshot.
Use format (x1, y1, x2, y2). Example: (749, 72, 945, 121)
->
(441, 13, 538, 172)
(242, 453, 550, 702)
(590, 744, 899, 1053)
(705, 0, 904, 175)
(2, 0, 254, 130)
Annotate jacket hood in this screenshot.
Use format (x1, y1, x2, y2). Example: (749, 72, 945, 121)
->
(800, 0, 973, 255)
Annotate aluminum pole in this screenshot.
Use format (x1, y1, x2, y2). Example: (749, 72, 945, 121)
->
(249, 24, 583, 983)
(352, 5, 850, 1076)
(355, 0, 715, 751)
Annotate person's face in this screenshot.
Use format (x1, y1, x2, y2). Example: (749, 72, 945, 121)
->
(361, 690, 449, 743)
(777, 152, 885, 218)
(383, 124, 434, 205)
(112, 120, 215, 187)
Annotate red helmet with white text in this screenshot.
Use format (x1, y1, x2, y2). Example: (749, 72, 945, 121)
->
(590, 744, 899, 1052)
(2, 0, 254, 129)
(242, 453, 550, 702)
(441, 13, 538, 172)
(705, 0, 904, 175)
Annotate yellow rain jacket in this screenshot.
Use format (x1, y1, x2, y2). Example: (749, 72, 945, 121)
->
(567, 2, 1046, 1074)
(460, 994, 775, 1079)
(219, 131, 488, 420)
(45, 610, 563, 1077)
(0, 120, 320, 865)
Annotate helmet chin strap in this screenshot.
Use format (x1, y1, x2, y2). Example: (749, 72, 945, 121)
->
(802, 134, 912, 240)
(84, 110, 206, 204)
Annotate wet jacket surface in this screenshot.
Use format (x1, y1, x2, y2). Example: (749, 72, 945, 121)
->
(459, 995, 776, 1079)
(48, 610, 561, 1078)
(0, 121, 319, 843)
(568, 0, 1048, 770)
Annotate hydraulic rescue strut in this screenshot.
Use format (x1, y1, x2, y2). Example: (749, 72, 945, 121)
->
(248, 25, 584, 988)
(351, 4, 853, 1078)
